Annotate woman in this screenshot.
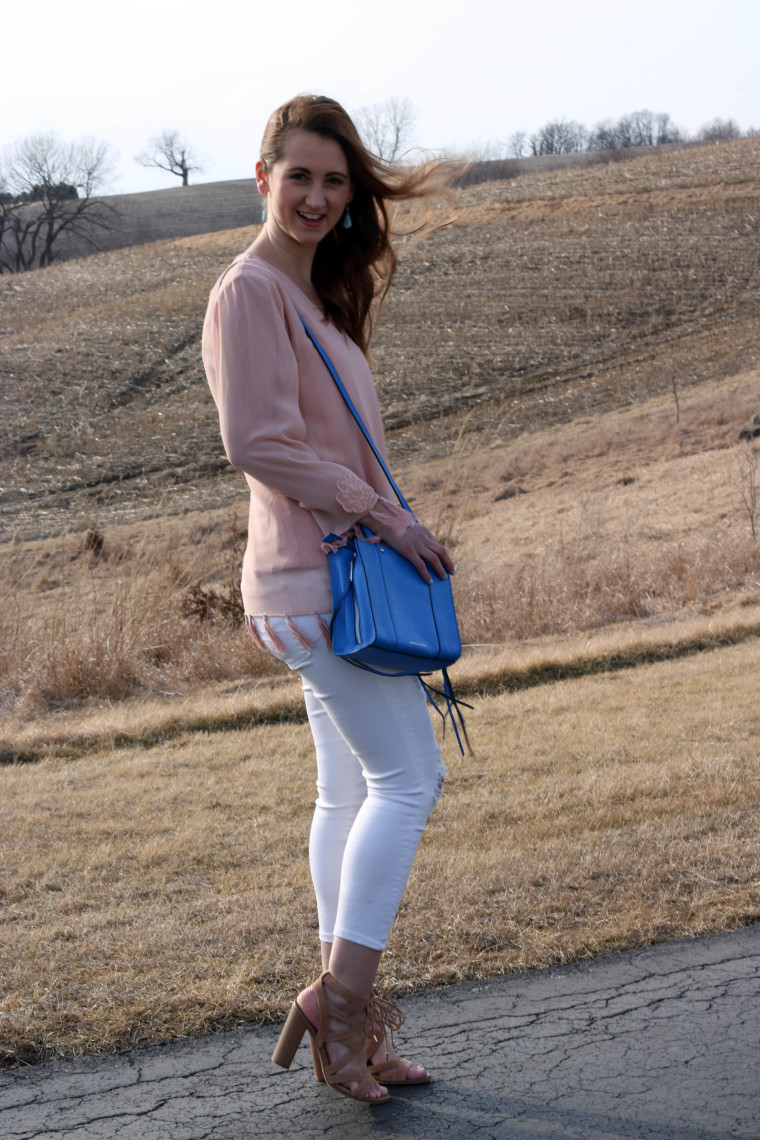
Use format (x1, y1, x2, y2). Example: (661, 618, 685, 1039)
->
(202, 94, 455, 1105)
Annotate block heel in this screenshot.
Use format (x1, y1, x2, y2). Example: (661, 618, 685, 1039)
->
(272, 972, 389, 1104)
(271, 1001, 310, 1069)
(309, 1033, 325, 1082)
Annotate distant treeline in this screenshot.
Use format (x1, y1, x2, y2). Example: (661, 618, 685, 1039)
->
(501, 110, 753, 159)
(0, 182, 78, 206)
(456, 111, 756, 187)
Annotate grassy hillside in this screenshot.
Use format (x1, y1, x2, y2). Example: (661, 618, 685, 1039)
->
(2, 137, 758, 542)
(40, 145, 692, 261)
(2, 136, 760, 722)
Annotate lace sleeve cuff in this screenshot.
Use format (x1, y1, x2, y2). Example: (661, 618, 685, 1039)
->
(320, 494, 416, 554)
(335, 472, 379, 515)
(366, 496, 417, 537)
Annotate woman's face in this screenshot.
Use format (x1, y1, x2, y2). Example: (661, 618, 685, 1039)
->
(257, 129, 353, 248)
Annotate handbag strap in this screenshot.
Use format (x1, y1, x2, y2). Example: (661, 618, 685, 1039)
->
(297, 313, 411, 513)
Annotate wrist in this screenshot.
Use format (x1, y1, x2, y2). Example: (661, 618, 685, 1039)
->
(360, 497, 417, 538)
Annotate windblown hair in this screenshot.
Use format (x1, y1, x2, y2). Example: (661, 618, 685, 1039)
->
(259, 94, 457, 354)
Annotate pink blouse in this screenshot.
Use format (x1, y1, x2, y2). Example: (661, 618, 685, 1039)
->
(202, 250, 413, 618)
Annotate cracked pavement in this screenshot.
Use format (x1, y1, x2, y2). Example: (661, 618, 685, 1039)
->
(2, 926, 758, 1139)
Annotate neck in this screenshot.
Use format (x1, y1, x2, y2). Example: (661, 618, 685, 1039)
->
(251, 227, 317, 295)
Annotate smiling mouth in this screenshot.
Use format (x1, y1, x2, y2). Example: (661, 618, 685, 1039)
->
(297, 211, 325, 223)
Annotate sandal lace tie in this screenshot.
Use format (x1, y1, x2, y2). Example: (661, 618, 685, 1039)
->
(366, 988, 405, 1062)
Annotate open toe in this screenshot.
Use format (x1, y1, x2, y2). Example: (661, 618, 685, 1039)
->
(365, 988, 431, 1086)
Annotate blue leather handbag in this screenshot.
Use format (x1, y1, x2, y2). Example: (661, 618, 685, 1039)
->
(300, 315, 469, 753)
(326, 524, 462, 675)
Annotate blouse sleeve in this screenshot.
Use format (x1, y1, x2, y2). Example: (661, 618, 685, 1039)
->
(204, 271, 381, 536)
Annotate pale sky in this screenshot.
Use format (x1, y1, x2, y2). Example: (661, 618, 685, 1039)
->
(4, 0, 758, 195)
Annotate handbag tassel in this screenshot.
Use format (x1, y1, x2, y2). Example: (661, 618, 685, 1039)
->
(420, 669, 473, 757)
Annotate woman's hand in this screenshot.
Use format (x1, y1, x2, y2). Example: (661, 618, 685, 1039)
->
(357, 515, 454, 583)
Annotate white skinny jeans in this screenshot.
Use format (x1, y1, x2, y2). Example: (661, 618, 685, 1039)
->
(249, 614, 445, 952)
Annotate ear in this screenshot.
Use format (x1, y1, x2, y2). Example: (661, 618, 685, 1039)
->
(255, 159, 268, 197)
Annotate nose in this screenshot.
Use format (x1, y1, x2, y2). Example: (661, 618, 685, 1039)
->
(304, 183, 326, 209)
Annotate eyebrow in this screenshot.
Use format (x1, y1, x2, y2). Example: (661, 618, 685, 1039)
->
(287, 165, 349, 178)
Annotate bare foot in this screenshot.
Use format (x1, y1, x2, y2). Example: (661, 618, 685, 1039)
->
(298, 984, 388, 1101)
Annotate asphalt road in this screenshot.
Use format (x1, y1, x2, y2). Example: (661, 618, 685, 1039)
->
(2, 925, 758, 1139)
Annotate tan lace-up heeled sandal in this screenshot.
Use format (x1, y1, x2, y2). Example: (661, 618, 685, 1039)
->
(365, 988, 431, 1086)
(271, 971, 389, 1105)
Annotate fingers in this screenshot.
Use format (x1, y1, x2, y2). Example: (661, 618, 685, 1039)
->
(361, 517, 454, 582)
(420, 545, 446, 582)
(416, 527, 454, 580)
(436, 543, 456, 576)
(398, 525, 454, 583)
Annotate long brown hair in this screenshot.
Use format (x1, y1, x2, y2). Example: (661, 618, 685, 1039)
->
(259, 94, 457, 354)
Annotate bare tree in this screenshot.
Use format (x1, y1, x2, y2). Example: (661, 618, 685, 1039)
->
(654, 112, 684, 145)
(615, 114, 636, 148)
(530, 119, 588, 156)
(588, 119, 619, 150)
(630, 109, 656, 147)
(0, 133, 118, 273)
(354, 97, 418, 163)
(589, 110, 684, 150)
(670, 374, 680, 424)
(467, 139, 506, 162)
(135, 129, 205, 187)
(697, 117, 742, 143)
(506, 130, 528, 158)
(734, 441, 759, 540)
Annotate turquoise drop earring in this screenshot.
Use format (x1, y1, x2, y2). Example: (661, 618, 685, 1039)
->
(261, 204, 267, 223)
(342, 206, 352, 230)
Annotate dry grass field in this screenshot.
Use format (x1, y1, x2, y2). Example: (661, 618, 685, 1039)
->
(3, 359, 760, 739)
(2, 637, 758, 1065)
(1, 138, 760, 1067)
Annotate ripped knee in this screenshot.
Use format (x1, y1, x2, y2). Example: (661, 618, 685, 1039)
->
(432, 757, 445, 807)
